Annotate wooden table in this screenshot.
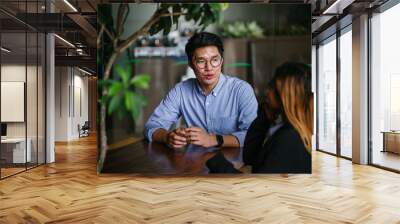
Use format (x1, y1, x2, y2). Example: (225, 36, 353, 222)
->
(101, 140, 243, 174)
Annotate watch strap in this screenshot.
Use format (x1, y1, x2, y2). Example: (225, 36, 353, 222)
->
(215, 134, 224, 147)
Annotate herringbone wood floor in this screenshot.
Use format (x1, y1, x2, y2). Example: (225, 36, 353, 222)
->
(1, 134, 400, 223)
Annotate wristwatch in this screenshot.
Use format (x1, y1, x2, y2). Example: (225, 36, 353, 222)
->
(215, 134, 224, 147)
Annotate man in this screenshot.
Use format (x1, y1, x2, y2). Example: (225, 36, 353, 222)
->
(144, 32, 257, 149)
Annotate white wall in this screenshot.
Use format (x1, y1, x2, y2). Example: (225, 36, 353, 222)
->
(55, 67, 89, 141)
(55, 66, 69, 141)
(1, 82, 25, 122)
(73, 72, 89, 137)
(1, 65, 26, 133)
(1, 64, 46, 164)
(1, 65, 40, 138)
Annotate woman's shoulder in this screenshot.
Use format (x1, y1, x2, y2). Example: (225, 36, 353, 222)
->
(258, 122, 311, 173)
(271, 123, 305, 147)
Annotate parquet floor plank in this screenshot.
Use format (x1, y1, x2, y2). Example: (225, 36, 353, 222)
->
(1, 134, 400, 223)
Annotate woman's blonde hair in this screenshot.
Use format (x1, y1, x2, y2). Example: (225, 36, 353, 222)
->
(272, 62, 313, 152)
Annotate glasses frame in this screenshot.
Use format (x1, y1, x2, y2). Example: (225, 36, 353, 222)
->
(193, 56, 223, 69)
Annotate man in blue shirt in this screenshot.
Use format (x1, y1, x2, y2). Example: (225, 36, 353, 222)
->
(144, 32, 258, 149)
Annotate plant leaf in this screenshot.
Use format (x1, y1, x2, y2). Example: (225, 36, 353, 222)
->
(125, 91, 133, 111)
(209, 3, 222, 11)
(108, 82, 123, 96)
(131, 74, 150, 89)
(108, 93, 122, 115)
(131, 92, 140, 120)
(114, 65, 130, 84)
(129, 92, 147, 120)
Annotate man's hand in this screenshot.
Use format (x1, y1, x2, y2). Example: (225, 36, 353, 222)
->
(186, 127, 217, 148)
(166, 128, 188, 149)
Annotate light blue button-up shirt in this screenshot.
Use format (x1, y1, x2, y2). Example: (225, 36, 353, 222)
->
(144, 74, 258, 147)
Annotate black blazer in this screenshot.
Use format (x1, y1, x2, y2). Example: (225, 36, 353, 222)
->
(206, 105, 311, 174)
(243, 120, 311, 173)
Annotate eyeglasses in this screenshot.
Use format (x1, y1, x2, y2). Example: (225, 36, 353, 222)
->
(193, 56, 222, 69)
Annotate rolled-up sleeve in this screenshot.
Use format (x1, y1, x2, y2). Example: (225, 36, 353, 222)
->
(231, 82, 258, 147)
(144, 84, 182, 141)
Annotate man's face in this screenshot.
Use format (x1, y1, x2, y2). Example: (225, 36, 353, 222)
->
(190, 46, 223, 89)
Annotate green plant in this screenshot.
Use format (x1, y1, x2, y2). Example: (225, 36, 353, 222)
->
(219, 21, 265, 38)
(101, 65, 150, 121)
(97, 3, 228, 172)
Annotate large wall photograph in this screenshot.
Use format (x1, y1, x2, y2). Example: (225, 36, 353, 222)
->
(97, 3, 312, 174)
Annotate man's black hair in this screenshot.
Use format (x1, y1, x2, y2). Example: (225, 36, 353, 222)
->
(185, 32, 224, 62)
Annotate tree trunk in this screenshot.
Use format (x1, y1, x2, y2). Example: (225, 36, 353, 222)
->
(97, 98, 107, 172)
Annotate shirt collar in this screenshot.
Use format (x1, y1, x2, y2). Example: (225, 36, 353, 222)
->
(211, 73, 225, 96)
(196, 73, 226, 96)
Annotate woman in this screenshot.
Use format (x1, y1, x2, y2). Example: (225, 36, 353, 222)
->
(206, 62, 313, 173)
